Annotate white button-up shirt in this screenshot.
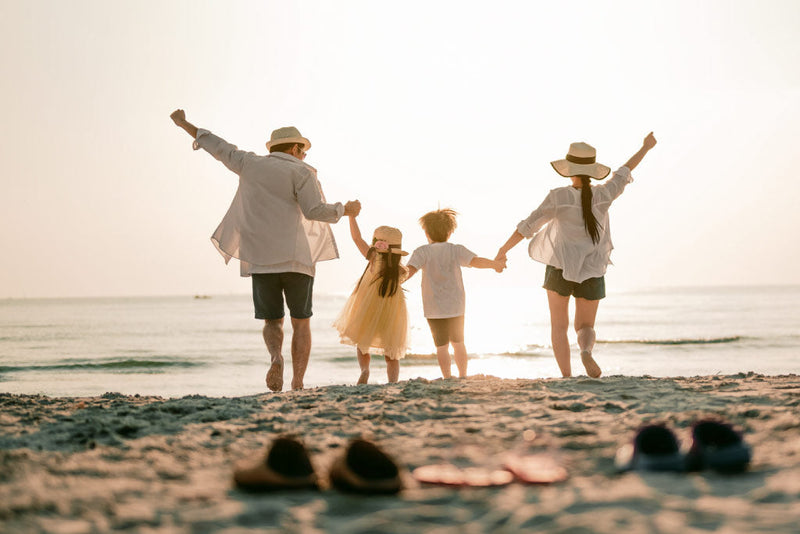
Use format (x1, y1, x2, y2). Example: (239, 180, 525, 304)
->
(408, 242, 477, 319)
(193, 130, 344, 277)
(516, 167, 633, 283)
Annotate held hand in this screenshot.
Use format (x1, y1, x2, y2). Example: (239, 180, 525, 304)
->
(170, 109, 186, 126)
(344, 200, 362, 217)
(494, 251, 507, 263)
(643, 132, 657, 151)
(494, 257, 507, 273)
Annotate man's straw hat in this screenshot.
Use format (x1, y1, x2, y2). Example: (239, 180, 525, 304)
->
(266, 126, 311, 151)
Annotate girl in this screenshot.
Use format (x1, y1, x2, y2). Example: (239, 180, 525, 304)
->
(496, 133, 657, 378)
(334, 214, 409, 384)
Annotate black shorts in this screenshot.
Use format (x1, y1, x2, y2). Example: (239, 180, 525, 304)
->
(543, 265, 605, 300)
(426, 316, 465, 347)
(252, 273, 314, 320)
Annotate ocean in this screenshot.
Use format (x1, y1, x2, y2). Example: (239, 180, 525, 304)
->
(1, 285, 798, 398)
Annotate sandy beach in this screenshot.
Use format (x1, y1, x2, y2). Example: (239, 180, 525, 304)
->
(1, 373, 799, 533)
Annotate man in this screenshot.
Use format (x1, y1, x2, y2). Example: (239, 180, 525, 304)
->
(170, 109, 360, 391)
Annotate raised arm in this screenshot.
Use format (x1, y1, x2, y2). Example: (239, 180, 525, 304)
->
(623, 132, 657, 171)
(170, 109, 198, 138)
(348, 214, 371, 258)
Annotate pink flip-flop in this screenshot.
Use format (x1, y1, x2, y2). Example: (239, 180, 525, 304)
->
(412, 464, 514, 487)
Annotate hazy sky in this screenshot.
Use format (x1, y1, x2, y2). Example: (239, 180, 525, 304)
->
(2, 0, 799, 298)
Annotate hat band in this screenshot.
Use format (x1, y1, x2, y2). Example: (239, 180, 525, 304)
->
(566, 154, 596, 165)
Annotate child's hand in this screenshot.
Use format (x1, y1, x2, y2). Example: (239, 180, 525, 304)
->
(494, 258, 507, 273)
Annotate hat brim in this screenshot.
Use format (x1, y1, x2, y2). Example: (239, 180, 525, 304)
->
(550, 160, 610, 180)
(266, 136, 311, 151)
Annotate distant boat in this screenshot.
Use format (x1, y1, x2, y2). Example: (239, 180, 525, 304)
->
(193, 295, 212, 300)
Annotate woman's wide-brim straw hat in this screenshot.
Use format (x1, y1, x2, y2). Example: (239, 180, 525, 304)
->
(550, 142, 610, 180)
(266, 126, 311, 151)
(372, 226, 408, 256)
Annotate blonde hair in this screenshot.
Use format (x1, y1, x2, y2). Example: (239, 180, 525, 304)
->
(419, 208, 458, 243)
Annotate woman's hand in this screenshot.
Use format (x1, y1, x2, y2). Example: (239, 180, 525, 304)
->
(643, 132, 657, 150)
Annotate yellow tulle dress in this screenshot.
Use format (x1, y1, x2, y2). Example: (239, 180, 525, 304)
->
(334, 256, 408, 360)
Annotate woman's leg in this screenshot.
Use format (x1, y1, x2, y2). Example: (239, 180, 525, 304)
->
(574, 298, 601, 378)
(357, 348, 371, 384)
(384, 356, 400, 383)
(547, 290, 572, 377)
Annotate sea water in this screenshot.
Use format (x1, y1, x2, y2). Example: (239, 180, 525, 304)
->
(1, 286, 798, 398)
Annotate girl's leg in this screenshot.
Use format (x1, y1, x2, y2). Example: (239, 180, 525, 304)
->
(384, 356, 400, 383)
(436, 345, 452, 378)
(357, 348, 371, 384)
(452, 342, 468, 378)
(574, 297, 601, 378)
(547, 290, 572, 377)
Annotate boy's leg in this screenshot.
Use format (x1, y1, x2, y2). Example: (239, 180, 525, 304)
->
(546, 290, 572, 377)
(436, 345, 452, 378)
(357, 348, 371, 384)
(574, 298, 601, 378)
(384, 356, 399, 383)
(452, 342, 468, 378)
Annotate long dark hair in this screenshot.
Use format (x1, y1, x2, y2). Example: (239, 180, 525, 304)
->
(578, 175, 601, 244)
(355, 248, 404, 297)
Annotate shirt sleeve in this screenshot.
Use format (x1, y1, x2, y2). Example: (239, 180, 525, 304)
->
(295, 170, 345, 223)
(457, 245, 477, 266)
(407, 247, 425, 270)
(192, 130, 250, 176)
(595, 166, 633, 202)
(516, 190, 556, 238)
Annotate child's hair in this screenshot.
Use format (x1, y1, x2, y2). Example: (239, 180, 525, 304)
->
(355, 228, 406, 298)
(419, 208, 458, 242)
(577, 175, 601, 244)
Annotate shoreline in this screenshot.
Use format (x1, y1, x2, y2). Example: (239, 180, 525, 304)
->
(2, 373, 799, 533)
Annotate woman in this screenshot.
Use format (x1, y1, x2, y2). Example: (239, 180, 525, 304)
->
(496, 133, 657, 378)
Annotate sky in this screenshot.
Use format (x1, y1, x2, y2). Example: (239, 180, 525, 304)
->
(1, 0, 799, 299)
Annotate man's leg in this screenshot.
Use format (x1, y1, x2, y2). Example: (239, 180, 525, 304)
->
(547, 290, 572, 377)
(290, 317, 311, 390)
(263, 319, 285, 392)
(575, 297, 601, 378)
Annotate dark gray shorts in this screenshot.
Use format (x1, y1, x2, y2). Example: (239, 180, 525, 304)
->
(252, 273, 314, 320)
(543, 265, 605, 300)
(426, 316, 465, 347)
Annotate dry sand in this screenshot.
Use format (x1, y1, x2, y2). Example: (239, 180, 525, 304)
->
(1, 373, 799, 533)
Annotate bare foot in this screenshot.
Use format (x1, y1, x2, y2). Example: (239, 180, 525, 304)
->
(266, 359, 284, 392)
(581, 351, 602, 378)
(357, 369, 369, 385)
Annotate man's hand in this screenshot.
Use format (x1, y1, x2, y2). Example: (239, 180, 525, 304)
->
(170, 109, 186, 126)
(344, 200, 361, 217)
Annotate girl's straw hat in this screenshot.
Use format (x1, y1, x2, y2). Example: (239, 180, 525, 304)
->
(372, 226, 408, 256)
(266, 126, 311, 151)
(550, 142, 610, 180)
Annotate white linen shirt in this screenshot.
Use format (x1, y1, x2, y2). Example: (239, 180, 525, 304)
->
(517, 167, 633, 283)
(193, 130, 344, 277)
(407, 242, 476, 319)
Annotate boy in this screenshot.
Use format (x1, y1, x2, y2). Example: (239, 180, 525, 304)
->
(406, 209, 505, 378)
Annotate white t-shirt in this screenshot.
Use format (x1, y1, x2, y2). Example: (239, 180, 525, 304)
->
(408, 242, 476, 319)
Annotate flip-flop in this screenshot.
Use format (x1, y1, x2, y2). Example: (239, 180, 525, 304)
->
(329, 439, 403, 494)
(685, 419, 752, 473)
(615, 424, 685, 472)
(266, 360, 284, 392)
(233, 436, 319, 491)
(502, 453, 568, 484)
(412, 464, 514, 487)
